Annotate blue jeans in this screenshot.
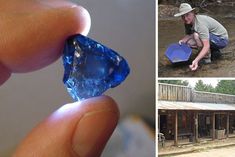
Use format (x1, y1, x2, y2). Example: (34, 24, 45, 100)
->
(209, 33, 228, 50)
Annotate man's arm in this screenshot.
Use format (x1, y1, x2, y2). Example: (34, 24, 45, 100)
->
(189, 39, 210, 71)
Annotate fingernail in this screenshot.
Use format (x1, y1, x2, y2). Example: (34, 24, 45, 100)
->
(72, 109, 118, 157)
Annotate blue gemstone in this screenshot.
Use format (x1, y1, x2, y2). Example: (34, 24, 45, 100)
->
(62, 34, 130, 101)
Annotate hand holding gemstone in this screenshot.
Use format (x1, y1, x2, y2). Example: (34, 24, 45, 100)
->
(0, 1, 121, 156)
(63, 34, 130, 101)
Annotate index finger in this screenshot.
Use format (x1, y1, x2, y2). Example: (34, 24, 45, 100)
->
(0, 4, 90, 85)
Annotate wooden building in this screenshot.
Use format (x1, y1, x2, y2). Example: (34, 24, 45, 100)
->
(158, 83, 235, 146)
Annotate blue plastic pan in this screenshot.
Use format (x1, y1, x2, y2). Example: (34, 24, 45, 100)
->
(165, 43, 192, 63)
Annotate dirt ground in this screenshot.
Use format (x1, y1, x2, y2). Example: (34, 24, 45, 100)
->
(159, 137, 235, 157)
(175, 145, 235, 157)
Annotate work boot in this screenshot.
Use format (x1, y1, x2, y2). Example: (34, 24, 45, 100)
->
(211, 49, 222, 60)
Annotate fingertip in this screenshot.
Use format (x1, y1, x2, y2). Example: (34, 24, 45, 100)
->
(67, 5, 91, 36)
(53, 95, 119, 121)
(72, 96, 119, 157)
(51, 96, 119, 157)
(75, 6, 91, 36)
(81, 95, 120, 114)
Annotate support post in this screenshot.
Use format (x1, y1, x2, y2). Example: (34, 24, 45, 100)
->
(195, 112, 199, 143)
(212, 112, 215, 140)
(227, 112, 229, 138)
(193, 111, 195, 142)
(174, 110, 178, 146)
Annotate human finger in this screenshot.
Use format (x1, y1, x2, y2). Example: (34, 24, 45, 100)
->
(13, 96, 119, 157)
(179, 40, 183, 45)
(0, 1, 91, 84)
(189, 62, 198, 71)
(0, 5, 90, 73)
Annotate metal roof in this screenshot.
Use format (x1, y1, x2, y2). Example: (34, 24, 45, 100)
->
(158, 100, 235, 111)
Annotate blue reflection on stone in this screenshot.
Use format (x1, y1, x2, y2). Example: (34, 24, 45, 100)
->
(62, 34, 130, 101)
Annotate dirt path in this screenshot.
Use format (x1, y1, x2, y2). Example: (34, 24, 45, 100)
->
(174, 145, 235, 157)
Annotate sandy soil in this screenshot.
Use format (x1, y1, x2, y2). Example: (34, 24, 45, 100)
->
(175, 145, 235, 157)
(159, 137, 235, 157)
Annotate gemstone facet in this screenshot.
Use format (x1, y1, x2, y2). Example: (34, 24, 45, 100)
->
(62, 34, 130, 101)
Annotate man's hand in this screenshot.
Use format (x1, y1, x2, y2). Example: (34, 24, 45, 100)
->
(178, 39, 185, 45)
(0, 1, 119, 157)
(189, 59, 199, 71)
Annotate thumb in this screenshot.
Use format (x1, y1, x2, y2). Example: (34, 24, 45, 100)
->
(13, 96, 119, 157)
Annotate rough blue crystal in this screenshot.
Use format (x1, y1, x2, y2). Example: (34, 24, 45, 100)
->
(62, 34, 130, 101)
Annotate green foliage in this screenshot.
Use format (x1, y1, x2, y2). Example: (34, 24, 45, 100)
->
(194, 80, 235, 95)
(194, 80, 205, 91)
(194, 80, 215, 92)
(158, 80, 189, 86)
(160, 80, 235, 95)
(215, 80, 235, 95)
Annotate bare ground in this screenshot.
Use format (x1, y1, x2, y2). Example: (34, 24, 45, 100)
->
(159, 137, 235, 157)
(175, 145, 235, 157)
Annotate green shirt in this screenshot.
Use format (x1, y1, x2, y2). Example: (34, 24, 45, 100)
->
(193, 15, 228, 40)
(185, 15, 228, 39)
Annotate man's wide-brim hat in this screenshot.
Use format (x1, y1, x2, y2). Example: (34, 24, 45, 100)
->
(174, 3, 195, 17)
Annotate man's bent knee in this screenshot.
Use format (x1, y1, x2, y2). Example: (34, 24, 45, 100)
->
(187, 38, 199, 49)
(193, 32, 203, 48)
